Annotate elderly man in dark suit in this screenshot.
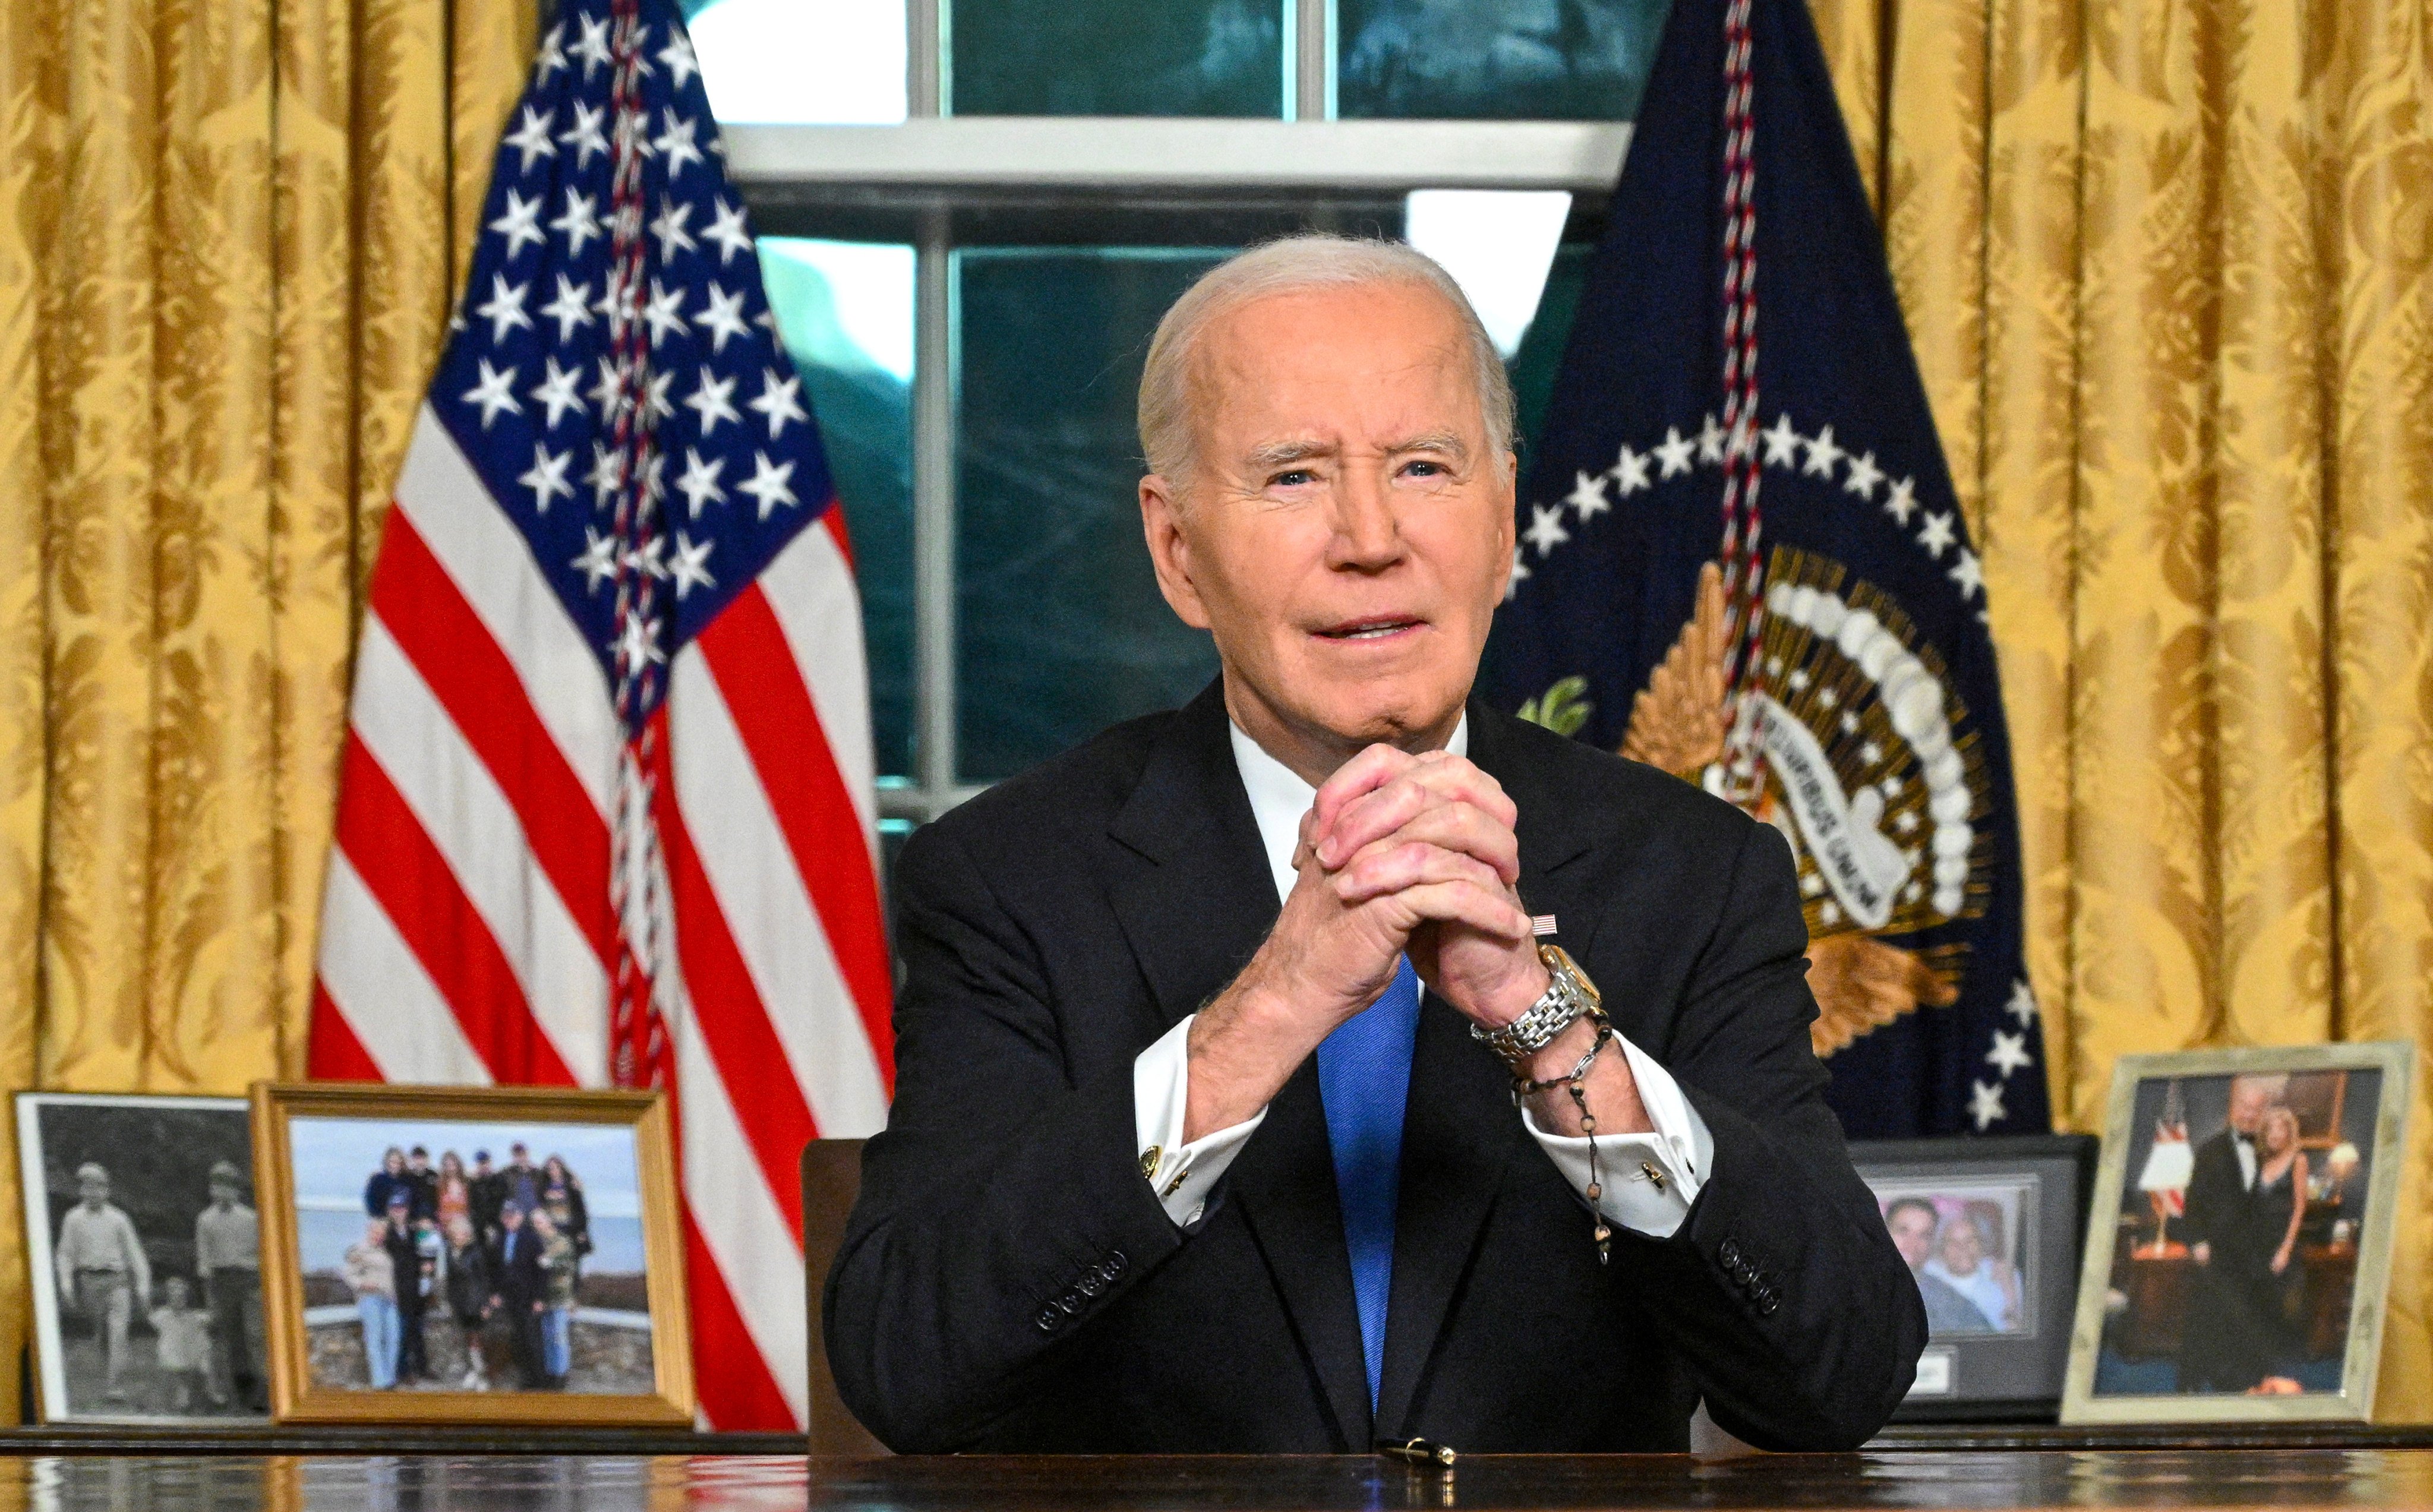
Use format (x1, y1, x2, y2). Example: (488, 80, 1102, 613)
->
(2179, 1074, 2289, 1391)
(826, 235, 1924, 1455)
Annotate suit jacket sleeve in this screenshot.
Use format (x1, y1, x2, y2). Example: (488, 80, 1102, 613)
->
(1618, 820, 1927, 1451)
(823, 821, 1192, 1453)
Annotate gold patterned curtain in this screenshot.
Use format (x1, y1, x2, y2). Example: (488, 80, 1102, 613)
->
(1810, 0, 2433, 1419)
(0, 0, 528, 1420)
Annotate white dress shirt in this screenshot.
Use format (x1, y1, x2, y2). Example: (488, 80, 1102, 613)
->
(1132, 717, 1715, 1237)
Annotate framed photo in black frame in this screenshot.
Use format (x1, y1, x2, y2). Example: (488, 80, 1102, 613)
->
(1850, 1134, 2097, 1421)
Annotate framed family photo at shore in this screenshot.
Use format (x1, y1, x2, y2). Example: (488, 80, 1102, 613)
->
(16, 1093, 272, 1424)
(253, 1082, 692, 1425)
(2062, 1042, 2414, 1425)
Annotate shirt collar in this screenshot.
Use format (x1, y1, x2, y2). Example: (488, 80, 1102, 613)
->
(1227, 714, 1469, 908)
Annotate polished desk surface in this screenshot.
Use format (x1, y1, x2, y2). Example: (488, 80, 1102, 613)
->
(9, 1448, 2433, 1511)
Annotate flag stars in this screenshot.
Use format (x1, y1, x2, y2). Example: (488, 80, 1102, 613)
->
(1986, 1030, 2034, 1078)
(747, 370, 806, 438)
(540, 276, 595, 343)
(488, 190, 546, 261)
(654, 110, 705, 179)
(1842, 450, 1884, 500)
(460, 359, 521, 428)
(668, 533, 716, 599)
(503, 107, 557, 173)
(588, 359, 627, 423)
(1948, 547, 1984, 599)
(614, 613, 665, 674)
(2006, 979, 2040, 1025)
(642, 281, 689, 345)
(529, 357, 585, 428)
(1696, 413, 1727, 465)
(518, 443, 574, 513)
(1968, 1079, 2007, 1131)
(640, 370, 675, 424)
(683, 367, 740, 436)
(1883, 475, 1919, 525)
(1524, 503, 1570, 558)
(474, 274, 532, 343)
(703, 198, 753, 264)
(696, 283, 750, 353)
(649, 198, 696, 262)
(1917, 510, 1957, 558)
(1800, 424, 1845, 478)
(571, 14, 613, 78)
(674, 447, 728, 517)
(551, 189, 603, 258)
(657, 29, 701, 89)
(1610, 442, 1652, 495)
(1506, 545, 1530, 601)
(586, 441, 626, 507)
(559, 102, 610, 169)
(573, 528, 618, 591)
(1654, 426, 1697, 478)
(1566, 469, 1610, 522)
(739, 452, 800, 519)
(534, 21, 567, 83)
(1760, 413, 1803, 468)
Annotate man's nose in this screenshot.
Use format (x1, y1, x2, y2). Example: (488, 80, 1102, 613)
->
(1328, 463, 1404, 568)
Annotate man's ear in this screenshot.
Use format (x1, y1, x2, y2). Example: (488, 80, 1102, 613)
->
(1140, 474, 1213, 630)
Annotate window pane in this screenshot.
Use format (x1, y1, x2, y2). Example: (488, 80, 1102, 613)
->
(687, 0, 909, 124)
(1508, 242, 1593, 452)
(1338, 0, 1674, 120)
(949, 0, 1284, 117)
(759, 238, 917, 778)
(954, 249, 1227, 782)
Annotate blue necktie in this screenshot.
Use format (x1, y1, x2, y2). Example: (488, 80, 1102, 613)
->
(1316, 955, 1421, 1412)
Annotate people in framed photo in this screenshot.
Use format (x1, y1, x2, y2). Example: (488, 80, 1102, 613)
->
(1853, 1135, 2094, 1419)
(14, 1093, 270, 1423)
(2063, 1043, 2414, 1424)
(253, 1082, 692, 1426)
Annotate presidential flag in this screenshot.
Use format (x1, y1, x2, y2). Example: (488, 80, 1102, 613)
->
(308, 0, 892, 1426)
(1488, 0, 2047, 1137)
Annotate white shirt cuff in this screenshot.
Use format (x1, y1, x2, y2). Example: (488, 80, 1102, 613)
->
(1134, 1014, 1264, 1227)
(1522, 1033, 1713, 1239)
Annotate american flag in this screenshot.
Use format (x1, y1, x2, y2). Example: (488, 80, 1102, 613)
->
(308, 0, 893, 1429)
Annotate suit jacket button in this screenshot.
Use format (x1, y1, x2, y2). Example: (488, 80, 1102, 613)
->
(1078, 1274, 1104, 1298)
(1106, 1250, 1128, 1274)
(1756, 1293, 1781, 1317)
(1718, 1239, 1743, 1270)
(1036, 1308, 1061, 1332)
(1057, 1292, 1081, 1315)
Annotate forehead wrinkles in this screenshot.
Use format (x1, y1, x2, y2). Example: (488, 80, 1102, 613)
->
(1196, 311, 1483, 463)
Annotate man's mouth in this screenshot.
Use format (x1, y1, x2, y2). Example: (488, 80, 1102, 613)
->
(1314, 617, 1424, 641)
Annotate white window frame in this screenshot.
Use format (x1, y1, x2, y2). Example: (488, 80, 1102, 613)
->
(721, 0, 1633, 827)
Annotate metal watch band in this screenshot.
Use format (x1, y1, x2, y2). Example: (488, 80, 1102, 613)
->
(1469, 944, 1602, 1069)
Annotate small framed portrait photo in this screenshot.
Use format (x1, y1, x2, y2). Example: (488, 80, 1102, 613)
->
(1851, 1135, 2096, 1419)
(253, 1082, 692, 1425)
(2062, 1042, 2415, 1424)
(15, 1093, 272, 1424)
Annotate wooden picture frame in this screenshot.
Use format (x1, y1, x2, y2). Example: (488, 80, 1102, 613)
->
(15, 1093, 271, 1425)
(1851, 1134, 2097, 1422)
(2060, 1041, 2414, 1425)
(253, 1082, 693, 1425)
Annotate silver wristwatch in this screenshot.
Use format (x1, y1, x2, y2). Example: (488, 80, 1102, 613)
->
(1469, 944, 1603, 1071)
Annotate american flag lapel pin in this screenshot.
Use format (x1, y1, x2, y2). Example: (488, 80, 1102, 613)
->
(1532, 915, 1558, 937)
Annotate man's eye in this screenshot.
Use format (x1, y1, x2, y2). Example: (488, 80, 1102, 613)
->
(1403, 460, 1444, 478)
(1271, 469, 1315, 487)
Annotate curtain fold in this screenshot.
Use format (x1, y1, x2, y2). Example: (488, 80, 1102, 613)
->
(1816, 0, 2433, 1420)
(0, 0, 527, 1422)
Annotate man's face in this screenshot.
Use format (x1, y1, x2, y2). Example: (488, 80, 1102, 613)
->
(1887, 1206, 1935, 1271)
(475, 1158, 493, 1176)
(2228, 1080, 2277, 1135)
(503, 1207, 523, 1231)
(210, 1182, 235, 1210)
(1140, 282, 1514, 771)
(1940, 1220, 1983, 1275)
(78, 1176, 107, 1211)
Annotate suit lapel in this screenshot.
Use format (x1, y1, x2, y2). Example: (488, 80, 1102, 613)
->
(1373, 702, 1599, 1436)
(1104, 680, 1374, 1445)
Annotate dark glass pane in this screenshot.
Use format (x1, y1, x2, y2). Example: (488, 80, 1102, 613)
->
(758, 238, 916, 778)
(1509, 242, 1593, 455)
(1339, 0, 1674, 120)
(950, 0, 1284, 117)
(954, 249, 1228, 782)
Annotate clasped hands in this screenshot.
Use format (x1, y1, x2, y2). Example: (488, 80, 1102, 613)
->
(1184, 744, 1649, 1142)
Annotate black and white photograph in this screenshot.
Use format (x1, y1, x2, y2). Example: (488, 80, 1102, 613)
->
(16, 1093, 269, 1425)
(2065, 1043, 2415, 1424)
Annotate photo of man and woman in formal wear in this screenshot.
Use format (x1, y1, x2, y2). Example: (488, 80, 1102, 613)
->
(1873, 1181, 2036, 1337)
(2093, 1068, 2383, 1398)
(15, 1094, 270, 1423)
(286, 1117, 652, 1397)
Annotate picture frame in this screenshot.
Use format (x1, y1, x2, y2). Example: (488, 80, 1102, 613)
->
(1850, 1134, 2096, 1421)
(15, 1092, 273, 1425)
(252, 1081, 693, 1425)
(2060, 1041, 2414, 1425)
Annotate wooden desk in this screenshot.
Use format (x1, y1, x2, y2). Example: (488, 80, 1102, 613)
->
(5, 1447, 2433, 1510)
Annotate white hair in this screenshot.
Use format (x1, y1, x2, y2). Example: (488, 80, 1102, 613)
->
(1137, 234, 1516, 488)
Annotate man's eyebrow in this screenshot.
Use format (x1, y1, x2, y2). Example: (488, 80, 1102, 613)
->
(1389, 430, 1469, 459)
(1245, 438, 1336, 468)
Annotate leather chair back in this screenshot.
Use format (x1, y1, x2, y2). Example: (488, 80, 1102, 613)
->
(801, 1138, 889, 1455)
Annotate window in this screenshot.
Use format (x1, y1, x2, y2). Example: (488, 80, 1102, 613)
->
(691, 0, 1668, 862)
